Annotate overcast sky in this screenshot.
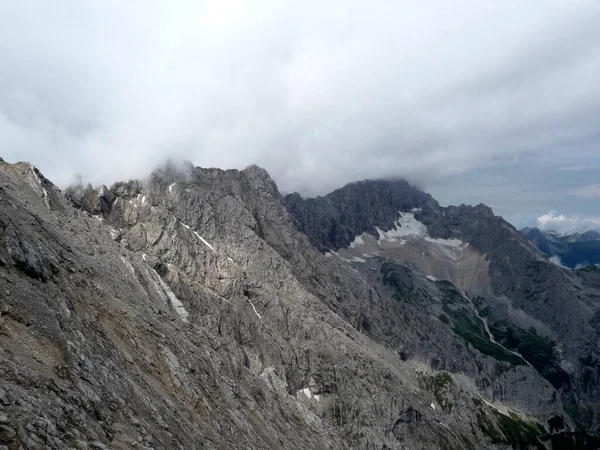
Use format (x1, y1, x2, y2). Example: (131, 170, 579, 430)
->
(1, 1, 599, 232)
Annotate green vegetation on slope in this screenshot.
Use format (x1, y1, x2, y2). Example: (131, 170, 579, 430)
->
(472, 399, 545, 449)
(438, 281, 525, 366)
(421, 371, 454, 412)
(448, 307, 524, 366)
(489, 321, 569, 389)
(381, 262, 419, 303)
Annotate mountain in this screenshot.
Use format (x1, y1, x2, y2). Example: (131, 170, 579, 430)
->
(285, 183, 600, 436)
(1, 159, 599, 449)
(521, 227, 600, 269)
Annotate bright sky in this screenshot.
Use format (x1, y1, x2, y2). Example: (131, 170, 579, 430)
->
(1, 0, 599, 231)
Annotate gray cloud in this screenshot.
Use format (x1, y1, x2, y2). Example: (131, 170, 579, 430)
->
(571, 184, 600, 199)
(1, 1, 600, 226)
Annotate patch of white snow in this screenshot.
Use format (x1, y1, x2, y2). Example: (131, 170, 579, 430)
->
(426, 275, 438, 282)
(30, 165, 50, 209)
(377, 212, 426, 243)
(349, 235, 365, 248)
(179, 222, 215, 252)
(109, 229, 120, 241)
(156, 276, 189, 322)
(193, 231, 215, 252)
(332, 252, 367, 263)
(424, 237, 464, 247)
(247, 298, 262, 320)
(120, 257, 136, 277)
(302, 387, 312, 399)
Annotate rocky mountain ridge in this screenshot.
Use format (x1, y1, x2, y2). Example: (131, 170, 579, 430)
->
(0, 159, 599, 449)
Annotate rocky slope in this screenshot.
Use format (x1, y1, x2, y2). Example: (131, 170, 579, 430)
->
(286, 181, 600, 443)
(0, 160, 599, 449)
(521, 227, 600, 269)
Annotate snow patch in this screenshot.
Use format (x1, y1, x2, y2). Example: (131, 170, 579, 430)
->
(297, 387, 319, 401)
(424, 237, 464, 247)
(411, 207, 422, 212)
(156, 275, 189, 322)
(247, 298, 262, 320)
(430, 402, 436, 410)
(377, 212, 427, 242)
(349, 235, 365, 248)
(426, 275, 438, 282)
(168, 183, 176, 193)
(331, 252, 366, 263)
(179, 222, 215, 252)
(30, 164, 50, 209)
(347, 256, 366, 263)
(120, 257, 136, 277)
(193, 231, 215, 251)
(109, 228, 120, 241)
(302, 387, 312, 399)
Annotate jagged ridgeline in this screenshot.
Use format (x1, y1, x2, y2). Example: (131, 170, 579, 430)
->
(0, 159, 599, 449)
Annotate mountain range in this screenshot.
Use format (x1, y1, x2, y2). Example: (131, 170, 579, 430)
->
(0, 158, 599, 449)
(520, 227, 600, 269)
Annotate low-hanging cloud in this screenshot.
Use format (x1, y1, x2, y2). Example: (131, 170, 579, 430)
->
(1, 1, 600, 196)
(537, 210, 600, 235)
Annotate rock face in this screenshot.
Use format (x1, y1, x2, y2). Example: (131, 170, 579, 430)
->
(521, 227, 600, 269)
(284, 179, 437, 251)
(0, 159, 599, 449)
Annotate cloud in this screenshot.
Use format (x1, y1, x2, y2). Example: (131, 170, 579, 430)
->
(549, 256, 567, 268)
(570, 184, 600, 199)
(537, 210, 600, 234)
(1, 1, 600, 197)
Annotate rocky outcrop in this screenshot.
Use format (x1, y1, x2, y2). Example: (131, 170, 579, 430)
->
(284, 179, 437, 251)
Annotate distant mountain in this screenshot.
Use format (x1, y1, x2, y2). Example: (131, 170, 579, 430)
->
(520, 227, 600, 268)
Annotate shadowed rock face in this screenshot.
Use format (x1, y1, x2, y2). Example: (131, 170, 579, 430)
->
(284, 179, 438, 252)
(1, 159, 599, 449)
